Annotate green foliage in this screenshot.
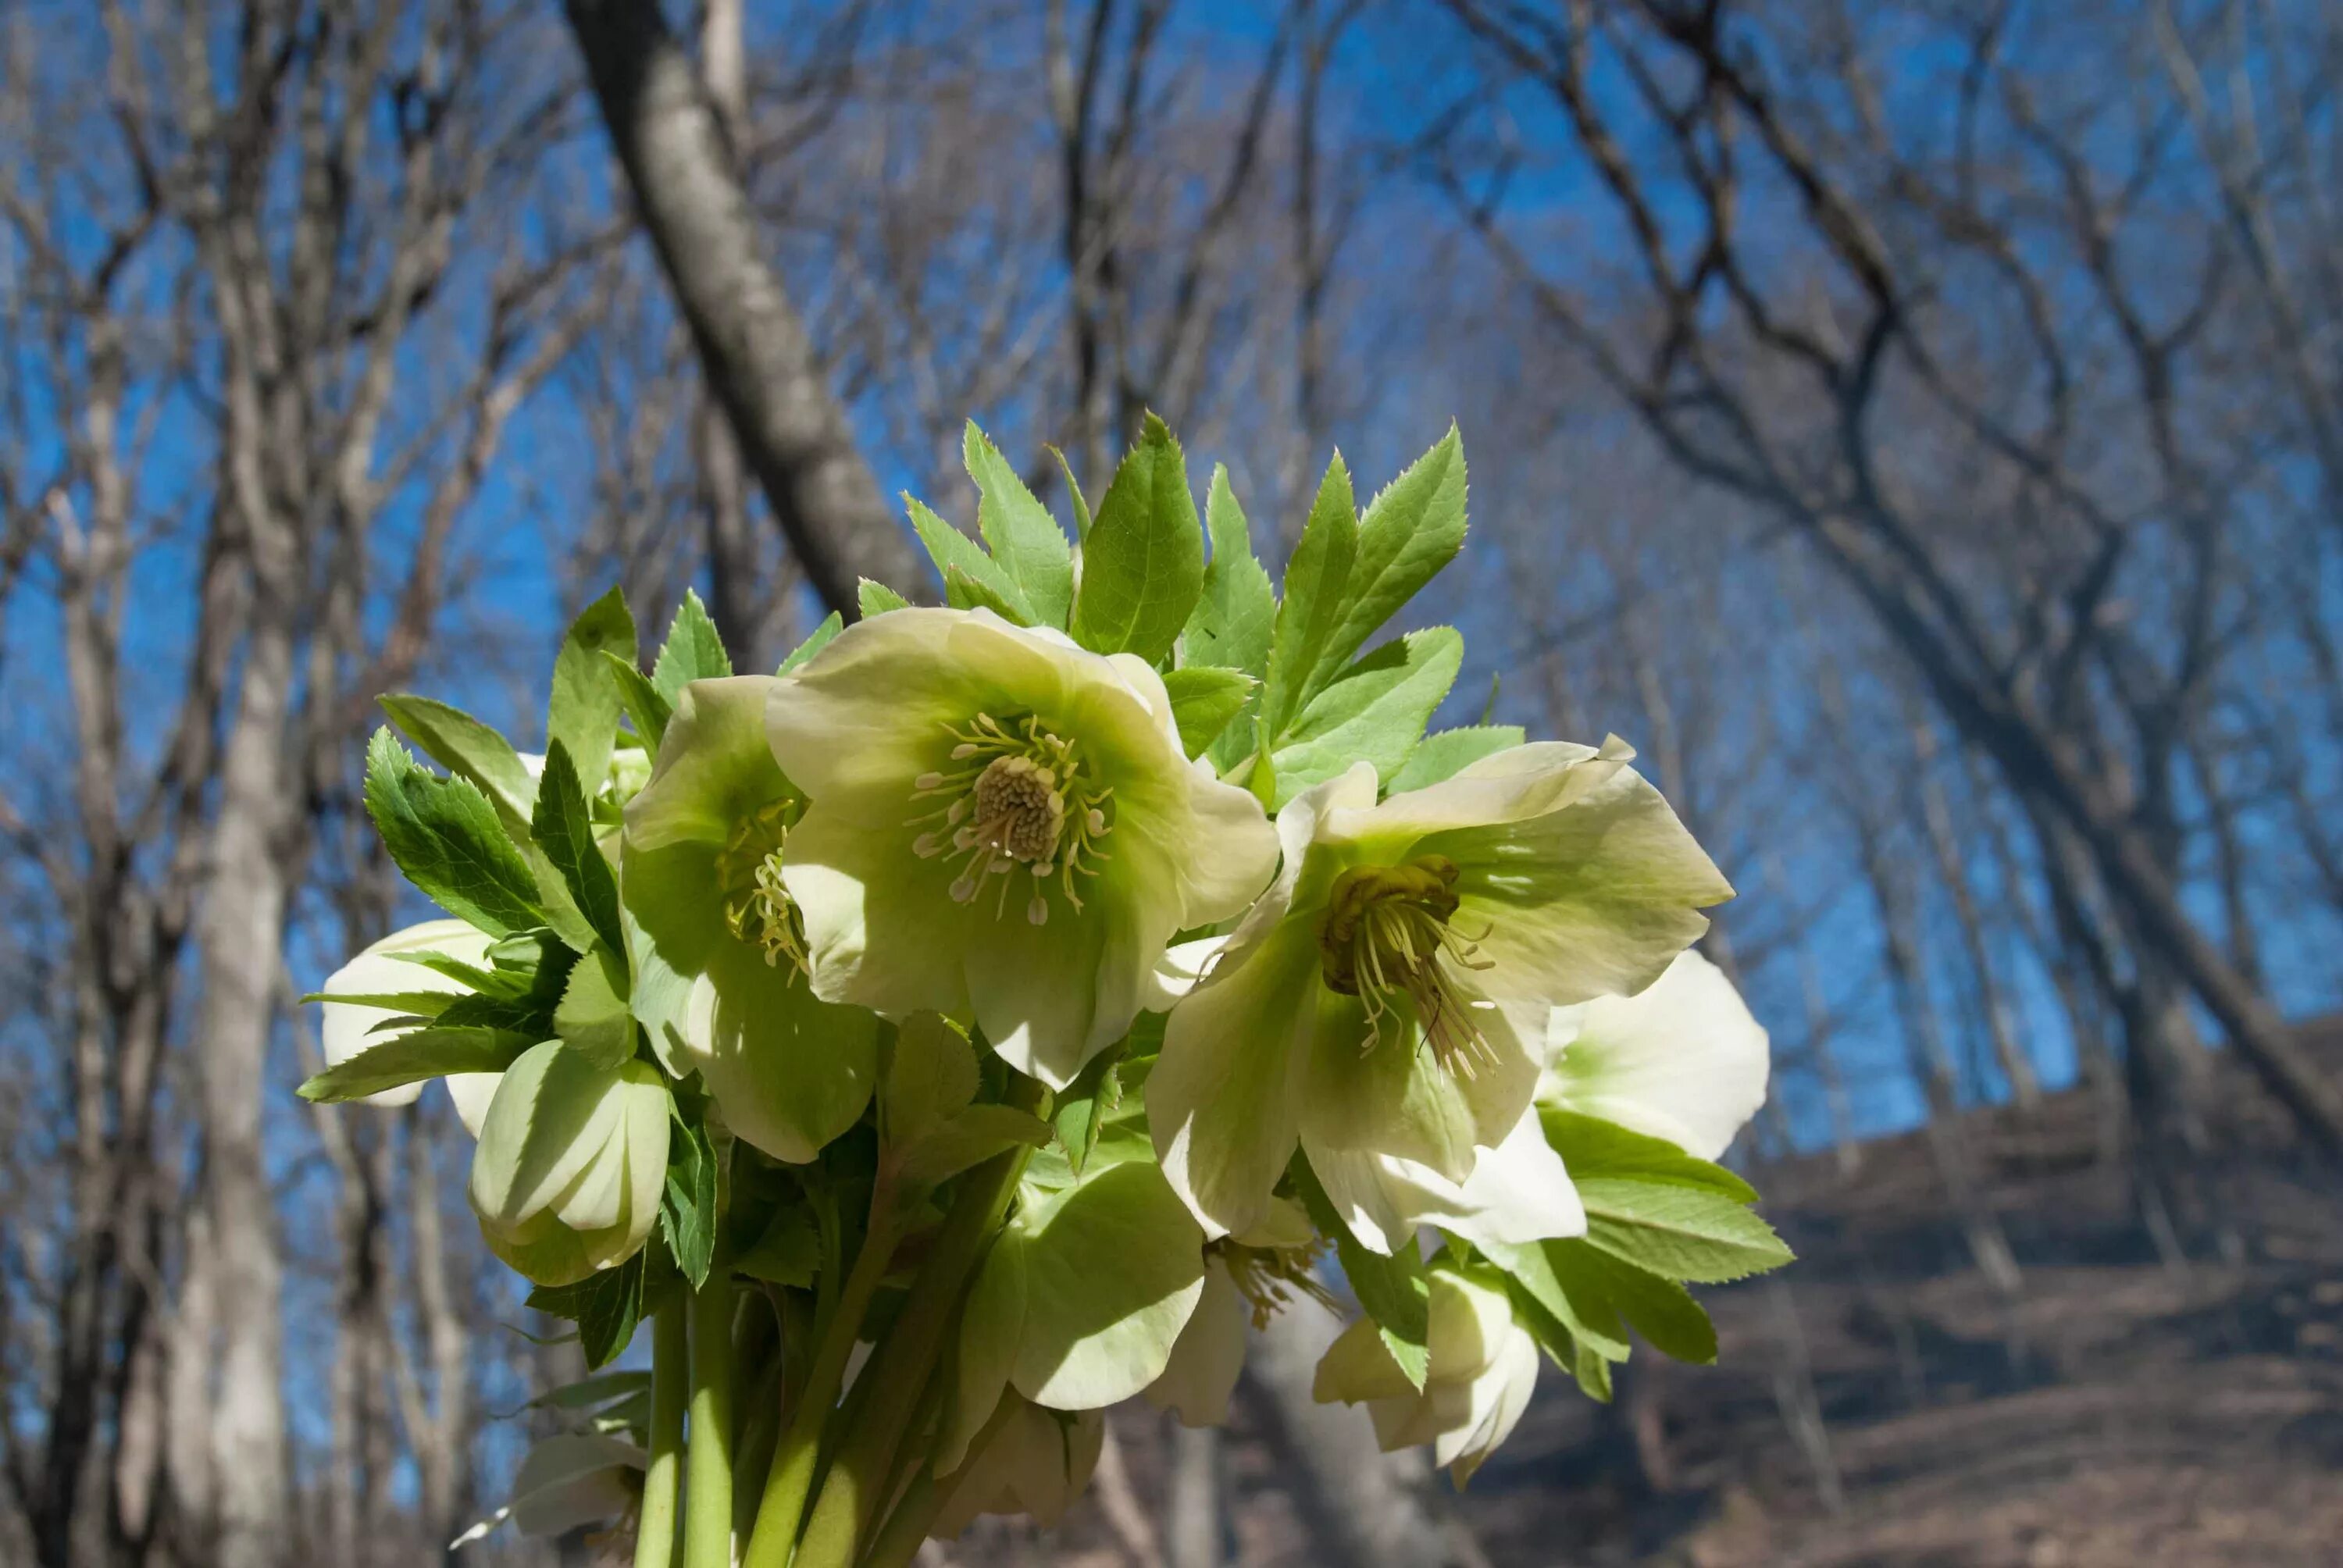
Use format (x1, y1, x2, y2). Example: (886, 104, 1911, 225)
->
(660, 1115, 719, 1290)
(552, 950, 634, 1070)
(776, 611, 843, 675)
(1295, 1157, 1431, 1390)
(965, 422, 1075, 626)
(1068, 414, 1205, 664)
(1050, 1042, 1128, 1179)
(858, 579, 911, 618)
(911, 496, 1035, 625)
(1326, 426, 1467, 679)
(1268, 626, 1463, 804)
(651, 590, 733, 701)
(298, 1025, 533, 1103)
(1577, 1178, 1793, 1283)
(1259, 454, 1358, 742)
(528, 1249, 647, 1370)
(1159, 666, 1257, 758)
(378, 693, 539, 831)
(604, 652, 673, 750)
(530, 743, 625, 955)
(1386, 724, 1527, 793)
(547, 586, 636, 793)
(363, 729, 545, 936)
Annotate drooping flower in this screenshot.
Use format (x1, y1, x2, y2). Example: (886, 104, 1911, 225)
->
(451, 1432, 647, 1546)
(1150, 741, 1731, 1240)
(315, 918, 498, 1111)
(1313, 1264, 1540, 1484)
(466, 1041, 670, 1287)
(1541, 948, 1770, 1160)
(930, 1399, 1104, 1541)
(622, 675, 880, 1163)
(767, 607, 1278, 1088)
(1144, 1198, 1327, 1428)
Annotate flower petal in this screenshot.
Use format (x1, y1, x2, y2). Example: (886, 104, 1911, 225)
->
(1143, 1258, 1250, 1428)
(683, 948, 879, 1164)
(316, 919, 495, 1108)
(1006, 1161, 1206, 1410)
(623, 676, 790, 853)
(1308, 1100, 1583, 1256)
(1296, 991, 1542, 1186)
(1540, 950, 1770, 1160)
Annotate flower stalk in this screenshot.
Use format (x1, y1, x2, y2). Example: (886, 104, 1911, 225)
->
(633, 1302, 688, 1568)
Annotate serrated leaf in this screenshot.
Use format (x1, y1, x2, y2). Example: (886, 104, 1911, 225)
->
(909, 496, 1035, 623)
(386, 950, 525, 996)
(364, 730, 545, 937)
(651, 590, 733, 701)
(603, 653, 672, 750)
(379, 694, 538, 831)
(1185, 466, 1277, 677)
(966, 422, 1075, 626)
(776, 611, 843, 675)
(1296, 1156, 1430, 1389)
(858, 579, 911, 618)
(660, 1117, 717, 1289)
(1068, 414, 1204, 665)
(547, 587, 636, 796)
(531, 743, 625, 956)
(528, 1250, 645, 1370)
(1577, 1178, 1793, 1283)
(1386, 724, 1526, 793)
(554, 949, 634, 1069)
(1551, 1241, 1717, 1363)
(1047, 445, 1093, 540)
(297, 1025, 533, 1102)
(1482, 1237, 1628, 1368)
(1051, 1042, 1127, 1178)
(1159, 666, 1256, 759)
(1259, 455, 1357, 741)
(1541, 1110, 1758, 1203)
(944, 563, 1032, 625)
(1269, 626, 1463, 806)
(1324, 428, 1467, 677)
(530, 1370, 652, 1412)
(299, 988, 457, 1017)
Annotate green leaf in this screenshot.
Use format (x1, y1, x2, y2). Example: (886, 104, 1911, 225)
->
(1186, 466, 1278, 680)
(660, 1117, 718, 1290)
(1269, 626, 1463, 807)
(1551, 1241, 1717, 1364)
(857, 579, 911, 618)
(603, 653, 672, 751)
(385, 950, 525, 996)
(547, 587, 637, 796)
(1047, 445, 1093, 541)
(910, 496, 1035, 623)
(528, 1250, 646, 1370)
(897, 1104, 1055, 1188)
(651, 590, 733, 702)
(297, 1025, 533, 1102)
(553, 949, 634, 1070)
(298, 988, 456, 1017)
(363, 730, 545, 937)
(1541, 1109, 1758, 1203)
(1481, 1236, 1629, 1400)
(966, 422, 1075, 627)
(1296, 1156, 1430, 1390)
(944, 563, 1032, 625)
(1068, 413, 1204, 665)
(1325, 427, 1467, 676)
(531, 743, 626, 956)
(1386, 724, 1526, 793)
(734, 1204, 819, 1288)
(378, 694, 538, 831)
(1577, 1178, 1793, 1283)
(884, 1014, 980, 1150)
(1050, 1042, 1127, 1178)
(1259, 455, 1357, 741)
(1159, 666, 1257, 759)
(530, 1370, 652, 1413)
(776, 611, 843, 675)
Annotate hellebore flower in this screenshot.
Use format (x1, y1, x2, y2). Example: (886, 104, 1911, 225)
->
(766, 607, 1278, 1089)
(451, 1433, 647, 1545)
(1313, 1264, 1539, 1485)
(1150, 741, 1731, 1240)
(622, 675, 880, 1163)
(931, 1399, 1104, 1541)
(1541, 948, 1770, 1160)
(1144, 1198, 1326, 1428)
(316, 918, 497, 1111)
(467, 1041, 669, 1287)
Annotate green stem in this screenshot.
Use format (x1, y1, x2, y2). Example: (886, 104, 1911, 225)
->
(739, 1186, 903, 1568)
(794, 1082, 1047, 1567)
(862, 1395, 1017, 1568)
(683, 1273, 737, 1568)
(633, 1299, 688, 1568)
(732, 1296, 786, 1548)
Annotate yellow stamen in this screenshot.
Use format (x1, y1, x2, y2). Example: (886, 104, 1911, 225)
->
(1318, 855, 1499, 1078)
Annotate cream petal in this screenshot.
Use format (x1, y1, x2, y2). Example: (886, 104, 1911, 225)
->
(505, 1434, 647, 1539)
(1004, 1161, 1205, 1410)
(1296, 990, 1542, 1186)
(779, 808, 972, 1020)
(1309, 1102, 1583, 1256)
(1143, 1258, 1250, 1428)
(681, 953, 879, 1165)
(931, 1400, 1103, 1539)
(316, 919, 494, 1108)
(1540, 950, 1770, 1160)
(622, 675, 788, 853)
(1437, 1324, 1540, 1484)
(443, 1072, 500, 1139)
(468, 1042, 626, 1235)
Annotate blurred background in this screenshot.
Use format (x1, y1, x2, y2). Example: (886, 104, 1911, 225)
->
(5, 0, 2342, 1564)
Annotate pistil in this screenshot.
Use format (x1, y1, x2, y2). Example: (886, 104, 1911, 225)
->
(906, 711, 1112, 925)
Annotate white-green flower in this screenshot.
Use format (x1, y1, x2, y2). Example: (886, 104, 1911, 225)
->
(930, 1399, 1103, 1541)
(622, 675, 880, 1163)
(767, 607, 1278, 1089)
(316, 918, 498, 1111)
(466, 1041, 669, 1287)
(1150, 741, 1731, 1240)
(1143, 1197, 1323, 1428)
(1313, 1264, 1539, 1484)
(1541, 949, 1770, 1160)
(451, 1432, 647, 1546)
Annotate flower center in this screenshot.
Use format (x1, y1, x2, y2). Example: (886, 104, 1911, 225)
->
(906, 712, 1113, 926)
(1214, 1236, 1334, 1329)
(716, 798, 810, 975)
(1318, 855, 1500, 1078)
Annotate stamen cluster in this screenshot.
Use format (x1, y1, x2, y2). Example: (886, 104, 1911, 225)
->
(717, 798, 811, 974)
(908, 711, 1114, 925)
(1318, 855, 1500, 1078)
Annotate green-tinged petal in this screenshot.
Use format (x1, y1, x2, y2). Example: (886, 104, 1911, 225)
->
(682, 951, 879, 1164)
(1311, 1314, 1417, 1405)
(316, 919, 495, 1107)
(1309, 1100, 1584, 1256)
(1144, 1258, 1250, 1428)
(781, 806, 976, 1019)
(505, 1434, 647, 1540)
(445, 1073, 500, 1138)
(1150, 922, 1322, 1238)
(1434, 1324, 1539, 1484)
(1005, 1160, 1206, 1409)
(1421, 760, 1732, 1007)
(1540, 950, 1771, 1160)
(931, 1401, 1103, 1540)
(1297, 992, 1542, 1185)
(1322, 1267, 1539, 1483)
(623, 676, 786, 853)
(469, 1042, 626, 1233)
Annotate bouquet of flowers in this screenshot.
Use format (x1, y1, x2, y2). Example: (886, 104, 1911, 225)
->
(307, 419, 1788, 1567)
